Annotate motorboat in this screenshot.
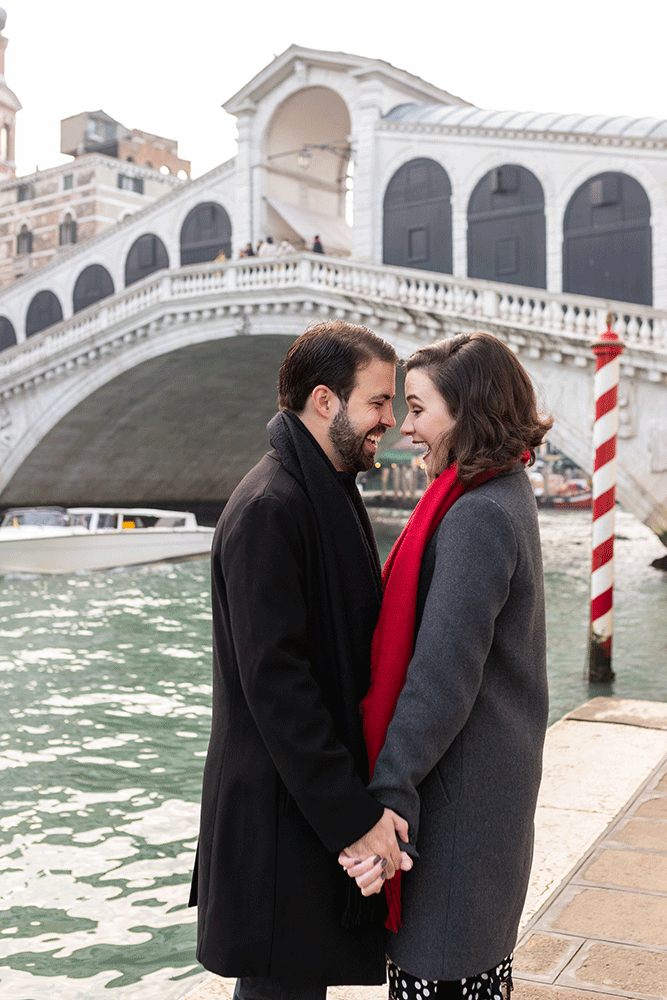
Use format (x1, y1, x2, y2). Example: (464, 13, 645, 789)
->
(0, 506, 215, 574)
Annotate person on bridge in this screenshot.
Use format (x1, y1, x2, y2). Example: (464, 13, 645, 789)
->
(340, 332, 553, 1000)
(312, 234, 324, 253)
(190, 320, 412, 999)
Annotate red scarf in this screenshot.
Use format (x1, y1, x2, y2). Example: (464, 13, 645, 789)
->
(360, 459, 504, 931)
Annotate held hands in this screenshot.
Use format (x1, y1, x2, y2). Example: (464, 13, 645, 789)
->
(338, 808, 413, 896)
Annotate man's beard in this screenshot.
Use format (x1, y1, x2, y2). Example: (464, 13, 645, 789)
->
(329, 404, 381, 475)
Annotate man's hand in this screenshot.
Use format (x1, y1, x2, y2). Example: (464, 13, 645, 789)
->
(340, 808, 410, 881)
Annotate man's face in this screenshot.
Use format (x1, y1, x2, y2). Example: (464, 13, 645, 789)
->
(328, 359, 396, 474)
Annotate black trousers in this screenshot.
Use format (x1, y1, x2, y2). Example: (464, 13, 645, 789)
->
(233, 978, 327, 1000)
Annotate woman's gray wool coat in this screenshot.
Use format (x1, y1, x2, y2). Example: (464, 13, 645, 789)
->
(369, 464, 549, 982)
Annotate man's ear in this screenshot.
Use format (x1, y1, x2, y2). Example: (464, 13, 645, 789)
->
(311, 385, 338, 420)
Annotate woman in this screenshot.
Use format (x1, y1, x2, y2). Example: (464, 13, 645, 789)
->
(341, 332, 553, 1000)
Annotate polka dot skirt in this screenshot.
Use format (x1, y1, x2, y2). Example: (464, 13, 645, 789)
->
(388, 954, 513, 1000)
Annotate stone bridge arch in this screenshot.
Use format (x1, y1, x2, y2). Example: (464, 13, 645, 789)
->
(0, 332, 297, 507)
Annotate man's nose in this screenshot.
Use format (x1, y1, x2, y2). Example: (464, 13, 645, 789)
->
(381, 403, 396, 428)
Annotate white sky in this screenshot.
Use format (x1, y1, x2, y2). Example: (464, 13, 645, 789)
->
(6, 0, 667, 180)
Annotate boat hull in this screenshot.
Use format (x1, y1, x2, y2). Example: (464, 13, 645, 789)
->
(0, 528, 214, 574)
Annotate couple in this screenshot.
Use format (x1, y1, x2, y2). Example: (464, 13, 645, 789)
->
(189, 321, 552, 1000)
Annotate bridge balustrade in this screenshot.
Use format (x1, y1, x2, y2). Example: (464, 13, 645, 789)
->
(0, 255, 665, 394)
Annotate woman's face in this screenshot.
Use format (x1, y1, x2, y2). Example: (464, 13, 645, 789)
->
(401, 368, 456, 479)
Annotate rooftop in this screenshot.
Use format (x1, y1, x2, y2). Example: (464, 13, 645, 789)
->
(383, 103, 667, 140)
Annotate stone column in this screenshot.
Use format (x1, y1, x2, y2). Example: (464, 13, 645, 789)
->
(232, 101, 258, 250)
(351, 76, 383, 262)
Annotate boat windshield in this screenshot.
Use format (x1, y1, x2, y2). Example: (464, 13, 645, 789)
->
(0, 508, 92, 528)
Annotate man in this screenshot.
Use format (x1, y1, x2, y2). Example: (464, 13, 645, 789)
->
(312, 235, 324, 254)
(190, 320, 408, 998)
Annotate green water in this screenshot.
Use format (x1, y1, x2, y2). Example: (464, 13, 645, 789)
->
(0, 509, 665, 998)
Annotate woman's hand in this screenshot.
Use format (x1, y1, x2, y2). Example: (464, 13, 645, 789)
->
(338, 809, 414, 895)
(338, 847, 413, 896)
(341, 807, 407, 879)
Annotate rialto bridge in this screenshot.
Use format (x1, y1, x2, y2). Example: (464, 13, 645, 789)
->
(0, 252, 665, 542)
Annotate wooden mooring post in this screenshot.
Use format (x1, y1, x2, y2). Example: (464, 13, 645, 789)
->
(588, 313, 624, 683)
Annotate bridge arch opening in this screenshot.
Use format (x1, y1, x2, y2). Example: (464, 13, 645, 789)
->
(563, 171, 652, 305)
(0, 316, 16, 351)
(264, 86, 352, 254)
(125, 234, 169, 287)
(0, 335, 297, 508)
(26, 290, 63, 337)
(383, 158, 453, 273)
(73, 264, 115, 313)
(467, 164, 546, 288)
(180, 202, 232, 265)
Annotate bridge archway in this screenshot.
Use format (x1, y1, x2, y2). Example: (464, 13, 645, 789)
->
(563, 171, 652, 305)
(467, 164, 546, 288)
(383, 158, 452, 273)
(180, 202, 232, 265)
(73, 265, 115, 313)
(264, 86, 352, 253)
(0, 316, 16, 351)
(125, 234, 169, 287)
(26, 290, 63, 337)
(0, 335, 296, 507)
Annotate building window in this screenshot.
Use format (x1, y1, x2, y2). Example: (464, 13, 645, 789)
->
(117, 173, 144, 194)
(59, 213, 77, 246)
(17, 183, 35, 202)
(63, 174, 74, 190)
(0, 126, 8, 160)
(17, 225, 32, 255)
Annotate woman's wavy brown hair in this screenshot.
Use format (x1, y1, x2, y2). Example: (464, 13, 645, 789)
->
(406, 331, 553, 484)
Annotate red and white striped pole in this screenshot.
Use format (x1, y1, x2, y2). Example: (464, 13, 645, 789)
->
(588, 312, 624, 683)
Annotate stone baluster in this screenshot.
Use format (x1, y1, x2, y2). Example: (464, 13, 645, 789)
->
(383, 272, 398, 302)
(519, 298, 532, 324)
(625, 316, 639, 345)
(481, 289, 499, 319)
(224, 265, 237, 290)
(562, 304, 576, 332)
(508, 297, 520, 323)
(639, 316, 655, 347)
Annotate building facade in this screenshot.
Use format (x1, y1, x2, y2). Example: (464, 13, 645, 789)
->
(0, 13, 189, 292)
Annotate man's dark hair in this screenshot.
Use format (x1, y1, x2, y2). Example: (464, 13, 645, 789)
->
(278, 320, 397, 413)
(406, 331, 553, 483)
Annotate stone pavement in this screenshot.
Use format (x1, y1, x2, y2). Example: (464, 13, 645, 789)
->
(180, 698, 667, 1000)
(512, 698, 667, 999)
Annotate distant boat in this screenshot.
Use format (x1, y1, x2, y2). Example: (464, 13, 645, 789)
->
(552, 480, 592, 510)
(0, 506, 214, 575)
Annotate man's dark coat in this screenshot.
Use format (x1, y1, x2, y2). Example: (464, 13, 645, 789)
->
(190, 415, 386, 986)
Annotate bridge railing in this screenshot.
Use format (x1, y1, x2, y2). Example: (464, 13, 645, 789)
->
(1, 254, 666, 389)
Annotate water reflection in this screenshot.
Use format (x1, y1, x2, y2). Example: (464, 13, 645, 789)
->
(0, 511, 665, 998)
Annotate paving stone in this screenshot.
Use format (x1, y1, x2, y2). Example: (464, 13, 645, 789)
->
(635, 796, 667, 820)
(561, 940, 667, 998)
(551, 887, 667, 946)
(655, 773, 667, 793)
(581, 848, 667, 891)
(566, 698, 667, 730)
(181, 975, 233, 1000)
(612, 818, 667, 851)
(513, 981, 620, 999)
(513, 933, 582, 979)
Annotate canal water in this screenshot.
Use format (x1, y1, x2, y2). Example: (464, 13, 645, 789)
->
(0, 508, 665, 999)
